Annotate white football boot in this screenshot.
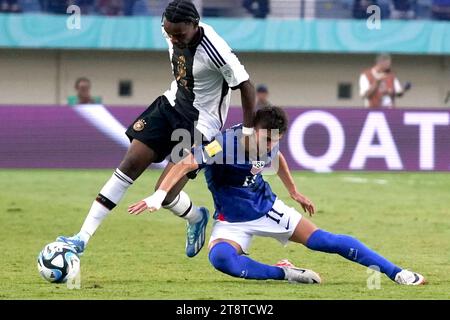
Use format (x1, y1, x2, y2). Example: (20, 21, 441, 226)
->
(394, 269, 426, 285)
(275, 259, 321, 284)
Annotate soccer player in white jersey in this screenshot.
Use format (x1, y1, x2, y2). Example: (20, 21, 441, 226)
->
(58, 0, 256, 258)
(129, 106, 426, 286)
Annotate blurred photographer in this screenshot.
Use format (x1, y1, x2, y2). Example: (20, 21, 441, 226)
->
(359, 54, 411, 109)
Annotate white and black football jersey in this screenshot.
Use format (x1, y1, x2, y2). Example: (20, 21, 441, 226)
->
(162, 22, 250, 141)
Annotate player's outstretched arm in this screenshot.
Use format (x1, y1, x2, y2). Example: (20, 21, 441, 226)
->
(237, 80, 256, 133)
(128, 153, 200, 215)
(276, 152, 316, 216)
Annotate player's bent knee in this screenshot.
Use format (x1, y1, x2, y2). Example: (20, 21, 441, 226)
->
(119, 155, 150, 180)
(119, 142, 158, 179)
(118, 162, 140, 181)
(306, 229, 352, 253)
(208, 242, 241, 277)
(208, 242, 232, 269)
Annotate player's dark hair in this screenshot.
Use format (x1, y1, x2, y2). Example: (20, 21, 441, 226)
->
(254, 106, 288, 135)
(164, 0, 200, 25)
(75, 77, 91, 88)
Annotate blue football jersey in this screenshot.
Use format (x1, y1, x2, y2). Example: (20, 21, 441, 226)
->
(192, 125, 278, 223)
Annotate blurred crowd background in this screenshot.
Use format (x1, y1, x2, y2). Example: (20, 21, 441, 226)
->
(1, 0, 449, 20)
(0, 1, 448, 108)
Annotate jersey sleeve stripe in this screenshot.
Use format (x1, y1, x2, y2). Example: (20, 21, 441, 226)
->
(200, 42, 223, 69)
(201, 39, 225, 67)
(203, 35, 227, 66)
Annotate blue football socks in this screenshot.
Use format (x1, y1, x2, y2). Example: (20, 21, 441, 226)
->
(209, 242, 285, 280)
(306, 229, 401, 280)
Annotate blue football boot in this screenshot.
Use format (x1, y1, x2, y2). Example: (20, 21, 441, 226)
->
(185, 207, 209, 258)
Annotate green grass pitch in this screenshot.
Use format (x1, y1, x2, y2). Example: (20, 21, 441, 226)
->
(0, 169, 449, 299)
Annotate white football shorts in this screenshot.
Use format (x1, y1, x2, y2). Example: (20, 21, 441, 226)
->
(209, 198, 302, 253)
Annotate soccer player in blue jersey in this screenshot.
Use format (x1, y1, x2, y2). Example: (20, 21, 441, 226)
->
(128, 106, 426, 285)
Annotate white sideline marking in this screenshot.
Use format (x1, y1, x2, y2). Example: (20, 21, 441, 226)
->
(342, 177, 389, 185)
(342, 177, 368, 184)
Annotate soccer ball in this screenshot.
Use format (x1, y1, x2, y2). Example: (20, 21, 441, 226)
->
(37, 242, 80, 283)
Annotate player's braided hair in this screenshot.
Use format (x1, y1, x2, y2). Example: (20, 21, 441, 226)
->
(254, 106, 289, 134)
(164, 0, 200, 25)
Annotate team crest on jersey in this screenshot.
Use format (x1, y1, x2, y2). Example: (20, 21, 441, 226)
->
(251, 161, 265, 175)
(133, 119, 146, 132)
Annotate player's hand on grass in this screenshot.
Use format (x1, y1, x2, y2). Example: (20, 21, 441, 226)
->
(128, 198, 161, 214)
(128, 200, 151, 215)
(128, 190, 167, 215)
(290, 191, 315, 216)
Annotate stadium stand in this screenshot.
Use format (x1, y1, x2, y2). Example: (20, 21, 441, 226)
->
(0, 0, 447, 20)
